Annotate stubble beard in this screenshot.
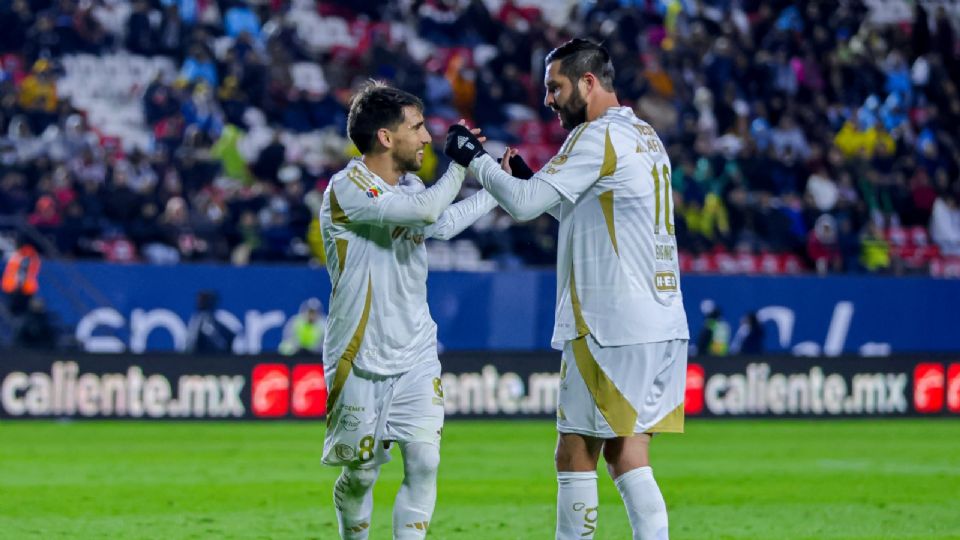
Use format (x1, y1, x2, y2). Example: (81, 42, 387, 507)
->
(557, 87, 588, 131)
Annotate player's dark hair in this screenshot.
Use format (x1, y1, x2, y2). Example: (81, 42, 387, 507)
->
(544, 38, 615, 91)
(347, 81, 424, 154)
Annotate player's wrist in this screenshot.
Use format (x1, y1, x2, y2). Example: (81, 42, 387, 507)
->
(467, 153, 496, 187)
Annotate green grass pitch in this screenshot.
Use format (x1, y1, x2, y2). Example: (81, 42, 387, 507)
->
(1, 419, 959, 539)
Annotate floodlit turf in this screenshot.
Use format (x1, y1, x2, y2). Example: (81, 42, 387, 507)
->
(1, 420, 959, 539)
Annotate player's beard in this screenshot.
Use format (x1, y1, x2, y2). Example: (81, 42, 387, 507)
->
(395, 145, 424, 173)
(556, 87, 587, 130)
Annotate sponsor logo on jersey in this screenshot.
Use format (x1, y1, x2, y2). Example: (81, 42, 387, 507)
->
(366, 187, 382, 199)
(340, 413, 361, 431)
(251, 364, 290, 417)
(654, 271, 678, 291)
(914, 363, 945, 413)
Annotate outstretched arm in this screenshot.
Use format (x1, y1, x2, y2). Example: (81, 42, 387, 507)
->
(425, 189, 499, 240)
(336, 120, 487, 227)
(445, 124, 607, 222)
(333, 162, 466, 227)
(468, 154, 564, 222)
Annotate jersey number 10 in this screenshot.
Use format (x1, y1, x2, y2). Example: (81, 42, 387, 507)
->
(651, 164, 675, 235)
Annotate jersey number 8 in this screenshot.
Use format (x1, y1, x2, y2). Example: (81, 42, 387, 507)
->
(358, 435, 375, 462)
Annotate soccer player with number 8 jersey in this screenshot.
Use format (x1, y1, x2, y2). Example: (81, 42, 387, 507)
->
(320, 82, 498, 539)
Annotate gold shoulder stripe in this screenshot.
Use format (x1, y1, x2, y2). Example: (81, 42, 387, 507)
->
(326, 273, 373, 424)
(357, 166, 377, 184)
(347, 169, 373, 190)
(598, 190, 618, 257)
(346, 171, 366, 191)
(329, 189, 350, 225)
(571, 336, 638, 436)
(353, 165, 378, 188)
(560, 122, 590, 155)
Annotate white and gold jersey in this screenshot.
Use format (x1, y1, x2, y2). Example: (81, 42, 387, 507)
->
(535, 107, 689, 349)
(319, 159, 495, 376)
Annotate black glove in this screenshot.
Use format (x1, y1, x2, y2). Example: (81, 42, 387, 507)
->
(508, 153, 534, 179)
(444, 124, 486, 167)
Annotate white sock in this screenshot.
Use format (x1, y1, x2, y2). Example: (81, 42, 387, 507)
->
(614, 466, 669, 540)
(393, 442, 440, 539)
(333, 467, 379, 540)
(556, 471, 599, 540)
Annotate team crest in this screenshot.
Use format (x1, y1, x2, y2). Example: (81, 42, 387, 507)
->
(366, 187, 382, 199)
(334, 444, 356, 461)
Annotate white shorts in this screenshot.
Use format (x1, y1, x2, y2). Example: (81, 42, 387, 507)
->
(557, 335, 688, 438)
(322, 359, 444, 469)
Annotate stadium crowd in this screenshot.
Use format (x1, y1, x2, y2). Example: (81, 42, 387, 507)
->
(0, 0, 958, 275)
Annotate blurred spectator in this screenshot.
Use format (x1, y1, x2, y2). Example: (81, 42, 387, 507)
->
(125, 0, 154, 56)
(807, 214, 842, 275)
(729, 311, 765, 356)
(180, 45, 218, 88)
(2, 240, 41, 316)
(252, 132, 286, 183)
(225, 3, 261, 40)
(18, 60, 58, 131)
(806, 167, 838, 212)
(860, 222, 891, 273)
(13, 296, 58, 349)
(930, 193, 960, 256)
(279, 297, 325, 355)
(696, 303, 729, 357)
(184, 290, 234, 354)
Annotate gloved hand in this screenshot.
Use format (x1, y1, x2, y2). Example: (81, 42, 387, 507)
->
(497, 146, 535, 179)
(507, 153, 534, 179)
(444, 123, 486, 167)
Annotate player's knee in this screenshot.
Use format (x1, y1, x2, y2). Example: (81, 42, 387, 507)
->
(403, 443, 440, 479)
(555, 435, 602, 472)
(342, 467, 378, 493)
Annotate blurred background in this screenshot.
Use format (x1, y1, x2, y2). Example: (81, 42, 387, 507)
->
(0, 0, 958, 420)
